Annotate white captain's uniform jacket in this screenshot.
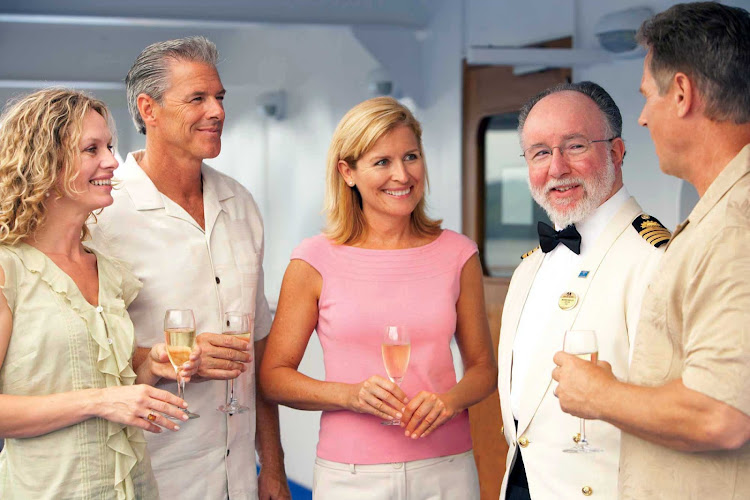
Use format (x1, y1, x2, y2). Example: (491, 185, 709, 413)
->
(498, 188, 669, 499)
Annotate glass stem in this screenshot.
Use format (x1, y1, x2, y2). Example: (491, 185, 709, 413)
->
(177, 374, 185, 400)
(228, 379, 236, 404)
(580, 418, 587, 445)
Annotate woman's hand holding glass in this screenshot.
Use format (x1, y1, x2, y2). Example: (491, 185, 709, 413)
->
(400, 391, 459, 439)
(93, 384, 189, 433)
(346, 375, 409, 422)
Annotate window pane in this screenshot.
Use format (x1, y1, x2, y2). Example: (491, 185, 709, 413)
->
(483, 113, 550, 276)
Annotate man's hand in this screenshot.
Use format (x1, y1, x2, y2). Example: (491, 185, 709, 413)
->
(257, 465, 291, 500)
(149, 343, 202, 382)
(195, 332, 252, 381)
(135, 343, 202, 386)
(552, 351, 617, 420)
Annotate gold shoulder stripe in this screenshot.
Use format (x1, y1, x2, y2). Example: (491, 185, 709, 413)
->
(521, 246, 540, 260)
(632, 214, 671, 248)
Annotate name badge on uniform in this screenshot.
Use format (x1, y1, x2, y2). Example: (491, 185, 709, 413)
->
(558, 291, 578, 310)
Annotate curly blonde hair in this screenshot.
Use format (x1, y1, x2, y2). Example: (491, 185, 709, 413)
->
(0, 88, 113, 244)
(324, 96, 442, 245)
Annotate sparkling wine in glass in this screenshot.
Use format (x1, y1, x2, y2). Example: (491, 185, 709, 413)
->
(218, 311, 252, 415)
(165, 309, 200, 419)
(562, 329, 601, 453)
(381, 325, 410, 426)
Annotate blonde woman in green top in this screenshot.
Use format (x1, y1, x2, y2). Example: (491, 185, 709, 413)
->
(0, 89, 200, 500)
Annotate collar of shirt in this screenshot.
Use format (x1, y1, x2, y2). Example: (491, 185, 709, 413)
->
(549, 185, 631, 258)
(118, 151, 235, 211)
(672, 143, 750, 240)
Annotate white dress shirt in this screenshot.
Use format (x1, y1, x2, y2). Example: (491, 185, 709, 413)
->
(90, 151, 272, 500)
(510, 187, 630, 419)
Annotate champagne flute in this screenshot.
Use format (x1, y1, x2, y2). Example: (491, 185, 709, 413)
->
(562, 329, 601, 453)
(218, 311, 252, 415)
(164, 309, 200, 419)
(381, 325, 410, 426)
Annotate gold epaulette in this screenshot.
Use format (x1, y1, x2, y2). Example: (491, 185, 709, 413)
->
(632, 214, 671, 248)
(521, 246, 540, 259)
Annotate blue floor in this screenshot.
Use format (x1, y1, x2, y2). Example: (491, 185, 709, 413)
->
(288, 479, 312, 499)
(257, 465, 312, 499)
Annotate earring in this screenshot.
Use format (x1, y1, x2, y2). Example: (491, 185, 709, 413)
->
(347, 181, 354, 187)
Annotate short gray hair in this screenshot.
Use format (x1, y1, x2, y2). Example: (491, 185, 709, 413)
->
(518, 81, 623, 141)
(126, 36, 219, 134)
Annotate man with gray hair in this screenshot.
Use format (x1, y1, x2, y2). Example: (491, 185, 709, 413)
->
(497, 81, 666, 499)
(553, 3, 750, 499)
(90, 36, 290, 500)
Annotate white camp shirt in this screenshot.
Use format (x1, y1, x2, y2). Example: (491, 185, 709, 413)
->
(89, 151, 272, 500)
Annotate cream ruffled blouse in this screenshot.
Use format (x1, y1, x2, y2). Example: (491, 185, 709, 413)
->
(0, 243, 158, 500)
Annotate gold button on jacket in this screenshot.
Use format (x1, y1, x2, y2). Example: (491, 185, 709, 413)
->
(518, 436, 529, 448)
(582, 485, 593, 496)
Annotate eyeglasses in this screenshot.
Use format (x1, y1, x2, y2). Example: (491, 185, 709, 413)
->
(520, 137, 616, 167)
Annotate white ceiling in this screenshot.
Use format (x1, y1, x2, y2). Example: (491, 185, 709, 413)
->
(0, 0, 436, 27)
(0, 0, 435, 88)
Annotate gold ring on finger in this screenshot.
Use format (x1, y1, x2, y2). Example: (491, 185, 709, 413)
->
(147, 413, 157, 422)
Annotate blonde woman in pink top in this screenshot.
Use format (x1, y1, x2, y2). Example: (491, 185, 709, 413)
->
(260, 97, 496, 499)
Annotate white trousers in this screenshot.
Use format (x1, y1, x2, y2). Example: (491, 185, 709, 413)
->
(312, 450, 480, 500)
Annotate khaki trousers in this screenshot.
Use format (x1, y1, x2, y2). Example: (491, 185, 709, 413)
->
(312, 450, 480, 500)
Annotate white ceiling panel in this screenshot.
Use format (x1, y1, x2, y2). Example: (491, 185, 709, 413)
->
(0, 0, 435, 27)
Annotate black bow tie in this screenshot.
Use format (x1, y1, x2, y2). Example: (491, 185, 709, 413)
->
(537, 221, 581, 255)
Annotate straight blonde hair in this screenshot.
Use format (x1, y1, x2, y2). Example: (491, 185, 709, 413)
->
(0, 88, 113, 244)
(324, 97, 441, 245)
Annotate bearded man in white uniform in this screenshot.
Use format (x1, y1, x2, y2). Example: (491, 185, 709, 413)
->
(498, 81, 667, 500)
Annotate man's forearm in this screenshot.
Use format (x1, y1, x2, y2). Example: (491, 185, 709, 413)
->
(133, 346, 152, 371)
(134, 346, 160, 386)
(254, 336, 287, 473)
(596, 378, 748, 452)
(255, 390, 286, 471)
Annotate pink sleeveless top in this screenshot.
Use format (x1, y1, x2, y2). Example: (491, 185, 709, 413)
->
(291, 229, 477, 464)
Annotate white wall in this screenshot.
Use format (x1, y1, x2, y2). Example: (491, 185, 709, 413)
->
(414, 0, 464, 233)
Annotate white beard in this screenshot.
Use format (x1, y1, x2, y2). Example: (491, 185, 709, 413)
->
(529, 154, 617, 228)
